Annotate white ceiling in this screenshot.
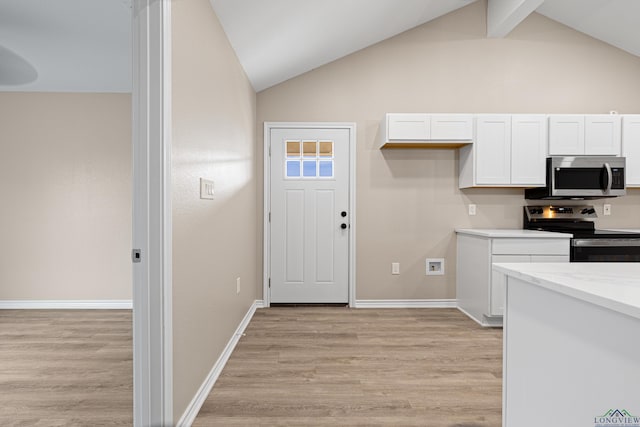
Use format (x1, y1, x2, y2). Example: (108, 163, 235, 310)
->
(536, 0, 640, 58)
(209, 0, 476, 92)
(0, 0, 639, 93)
(0, 0, 131, 93)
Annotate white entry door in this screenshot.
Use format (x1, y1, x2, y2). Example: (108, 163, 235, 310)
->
(269, 127, 351, 303)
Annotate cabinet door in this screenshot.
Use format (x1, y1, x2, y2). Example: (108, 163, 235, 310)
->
(387, 114, 430, 140)
(549, 115, 585, 155)
(511, 115, 547, 186)
(491, 255, 530, 316)
(475, 115, 511, 185)
(622, 115, 640, 187)
(585, 115, 621, 155)
(431, 114, 473, 140)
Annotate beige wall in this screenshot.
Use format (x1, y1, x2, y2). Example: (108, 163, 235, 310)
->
(171, 0, 258, 421)
(257, 0, 640, 300)
(0, 93, 132, 300)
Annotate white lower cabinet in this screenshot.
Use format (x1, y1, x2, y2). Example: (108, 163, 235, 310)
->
(456, 231, 570, 327)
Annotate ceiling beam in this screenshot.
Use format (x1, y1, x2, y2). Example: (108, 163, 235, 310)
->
(487, 0, 545, 38)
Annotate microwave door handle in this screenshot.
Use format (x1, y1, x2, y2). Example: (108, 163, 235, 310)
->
(603, 162, 613, 193)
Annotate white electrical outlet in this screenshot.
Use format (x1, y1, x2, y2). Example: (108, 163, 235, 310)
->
(200, 178, 215, 200)
(468, 204, 477, 216)
(391, 262, 400, 275)
(603, 204, 611, 216)
(236, 277, 241, 294)
(426, 258, 445, 276)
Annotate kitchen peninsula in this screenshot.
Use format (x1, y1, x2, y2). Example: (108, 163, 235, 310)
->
(494, 262, 640, 427)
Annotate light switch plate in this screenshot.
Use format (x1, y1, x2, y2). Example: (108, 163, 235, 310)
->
(200, 178, 214, 200)
(391, 262, 400, 275)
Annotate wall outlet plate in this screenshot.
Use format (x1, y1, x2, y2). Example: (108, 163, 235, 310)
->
(426, 258, 445, 276)
(603, 204, 611, 216)
(468, 204, 477, 216)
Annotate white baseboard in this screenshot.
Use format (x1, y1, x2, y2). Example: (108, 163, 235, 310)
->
(177, 299, 263, 427)
(354, 299, 457, 308)
(0, 300, 133, 309)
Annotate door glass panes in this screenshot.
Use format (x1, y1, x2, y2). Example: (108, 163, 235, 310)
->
(285, 140, 334, 179)
(286, 140, 301, 177)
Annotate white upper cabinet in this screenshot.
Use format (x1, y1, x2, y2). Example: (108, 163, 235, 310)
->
(548, 115, 585, 155)
(386, 113, 430, 140)
(475, 115, 511, 185)
(623, 114, 640, 187)
(459, 114, 547, 188)
(548, 114, 621, 155)
(585, 115, 621, 155)
(381, 113, 472, 148)
(430, 114, 474, 140)
(511, 115, 547, 186)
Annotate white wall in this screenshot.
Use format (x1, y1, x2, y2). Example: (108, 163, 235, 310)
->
(257, 0, 640, 301)
(0, 92, 132, 301)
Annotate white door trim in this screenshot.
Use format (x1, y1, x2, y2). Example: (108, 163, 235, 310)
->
(263, 122, 356, 307)
(132, 1, 173, 426)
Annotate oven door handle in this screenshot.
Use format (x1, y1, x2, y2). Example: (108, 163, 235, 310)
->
(603, 163, 613, 193)
(572, 238, 640, 247)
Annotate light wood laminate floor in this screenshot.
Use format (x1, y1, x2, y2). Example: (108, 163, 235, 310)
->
(0, 310, 132, 426)
(194, 307, 502, 427)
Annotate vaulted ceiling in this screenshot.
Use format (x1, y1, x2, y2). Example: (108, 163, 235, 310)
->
(0, 0, 639, 93)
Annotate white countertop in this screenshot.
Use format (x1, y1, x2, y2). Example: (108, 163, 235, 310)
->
(455, 229, 572, 238)
(493, 263, 640, 320)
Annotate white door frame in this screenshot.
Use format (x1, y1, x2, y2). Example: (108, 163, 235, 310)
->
(263, 122, 357, 307)
(132, 1, 172, 426)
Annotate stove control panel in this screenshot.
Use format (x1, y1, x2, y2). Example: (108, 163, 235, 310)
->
(525, 205, 598, 220)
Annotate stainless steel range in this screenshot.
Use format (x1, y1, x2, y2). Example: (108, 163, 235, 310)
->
(524, 205, 640, 262)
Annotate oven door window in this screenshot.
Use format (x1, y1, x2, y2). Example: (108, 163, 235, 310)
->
(572, 244, 640, 262)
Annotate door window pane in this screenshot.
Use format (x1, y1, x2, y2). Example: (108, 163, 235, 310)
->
(303, 160, 317, 177)
(319, 161, 333, 177)
(303, 141, 317, 157)
(286, 160, 301, 177)
(319, 141, 333, 158)
(286, 141, 301, 158)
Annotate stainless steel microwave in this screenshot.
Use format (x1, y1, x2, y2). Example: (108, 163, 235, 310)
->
(525, 156, 626, 200)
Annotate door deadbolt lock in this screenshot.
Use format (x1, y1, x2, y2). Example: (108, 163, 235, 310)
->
(341, 211, 347, 217)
